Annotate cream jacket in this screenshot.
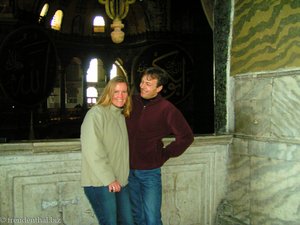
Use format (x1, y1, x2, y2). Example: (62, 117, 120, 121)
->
(80, 105, 129, 187)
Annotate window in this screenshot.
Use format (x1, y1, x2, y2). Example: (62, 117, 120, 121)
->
(86, 59, 98, 82)
(93, 16, 105, 33)
(87, 87, 98, 105)
(51, 10, 63, 31)
(110, 64, 117, 79)
(86, 58, 104, 107)
(39, 3, 49, 23)
(109, 59, 126, 80)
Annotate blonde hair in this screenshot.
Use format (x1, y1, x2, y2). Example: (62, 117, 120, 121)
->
(96, 76, 132, 117)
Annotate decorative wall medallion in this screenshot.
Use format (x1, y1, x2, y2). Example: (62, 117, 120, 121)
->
(0, 25, 58, 107)
(132, 43, 193, 105)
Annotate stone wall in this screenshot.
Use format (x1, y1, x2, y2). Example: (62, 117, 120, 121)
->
(0, 136, 231, 225)
(213, 0, 300, 224)
(224, 71, 300, 225)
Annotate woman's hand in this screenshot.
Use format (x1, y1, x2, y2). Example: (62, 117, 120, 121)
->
(108, 181, 121, 192)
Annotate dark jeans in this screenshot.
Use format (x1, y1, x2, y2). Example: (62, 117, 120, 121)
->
(128, 168, 163, 225)
(84, 185, 134, 225)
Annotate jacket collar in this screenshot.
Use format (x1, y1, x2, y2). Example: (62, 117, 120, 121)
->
(136, 94, 162, 106)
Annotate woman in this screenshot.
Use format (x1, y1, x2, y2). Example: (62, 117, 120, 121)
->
(80, 76, 133, 225)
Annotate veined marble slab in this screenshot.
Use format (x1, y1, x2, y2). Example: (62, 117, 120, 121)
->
(0, 135, 231, 225)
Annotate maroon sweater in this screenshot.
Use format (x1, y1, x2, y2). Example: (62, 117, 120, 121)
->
(126, 94, 194, 170)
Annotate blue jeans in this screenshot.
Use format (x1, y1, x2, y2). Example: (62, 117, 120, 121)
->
(84, 185, 133, 225)
(128, 168, 163, 225)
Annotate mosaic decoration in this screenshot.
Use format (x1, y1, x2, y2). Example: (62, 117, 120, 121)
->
(231, 1, 300, 75)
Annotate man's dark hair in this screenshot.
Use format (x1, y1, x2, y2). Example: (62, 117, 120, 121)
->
(142, 67, 169, 87)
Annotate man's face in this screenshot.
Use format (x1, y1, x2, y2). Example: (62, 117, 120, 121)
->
(139, 75, 162, 99)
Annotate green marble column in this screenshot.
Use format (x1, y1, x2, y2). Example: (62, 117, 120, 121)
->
(214, 0, 231, 133)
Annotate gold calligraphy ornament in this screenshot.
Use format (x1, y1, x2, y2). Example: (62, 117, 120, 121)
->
(98, 0, 136, 44)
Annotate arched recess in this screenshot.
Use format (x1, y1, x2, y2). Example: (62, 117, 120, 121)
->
(200, 0, 214, 29)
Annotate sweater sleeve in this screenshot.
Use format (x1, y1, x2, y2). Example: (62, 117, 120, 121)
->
(81, 108, 115, 186)
(163, 106, 194, 160)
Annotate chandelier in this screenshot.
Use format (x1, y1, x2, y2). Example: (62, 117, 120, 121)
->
(99, 0, 136, 44)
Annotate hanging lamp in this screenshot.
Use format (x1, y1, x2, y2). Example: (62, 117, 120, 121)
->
(98, 0, 136, 44)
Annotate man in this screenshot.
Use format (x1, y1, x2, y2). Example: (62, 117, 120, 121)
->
(126, 67, 194, 225)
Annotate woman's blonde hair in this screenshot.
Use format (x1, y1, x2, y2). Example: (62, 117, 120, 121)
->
(96, 76, 132, 117)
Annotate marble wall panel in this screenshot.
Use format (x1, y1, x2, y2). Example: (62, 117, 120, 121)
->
(272, 75, 300, 140)
(235, 77, 273, 102)
(226, 139, 251, 224)
(234, 76, 273, 137)
(234, 72, 300, 141)
(235, 99, 272, 137)
(250, 156, 300, 225)
(0, 152, 98, 225)
(227, 137, 300, 225)
(162, 150, 215, 225)
(0, 136, 230, 225)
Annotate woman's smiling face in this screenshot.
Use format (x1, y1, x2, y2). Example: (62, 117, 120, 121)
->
(111, 82, 128, 108)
